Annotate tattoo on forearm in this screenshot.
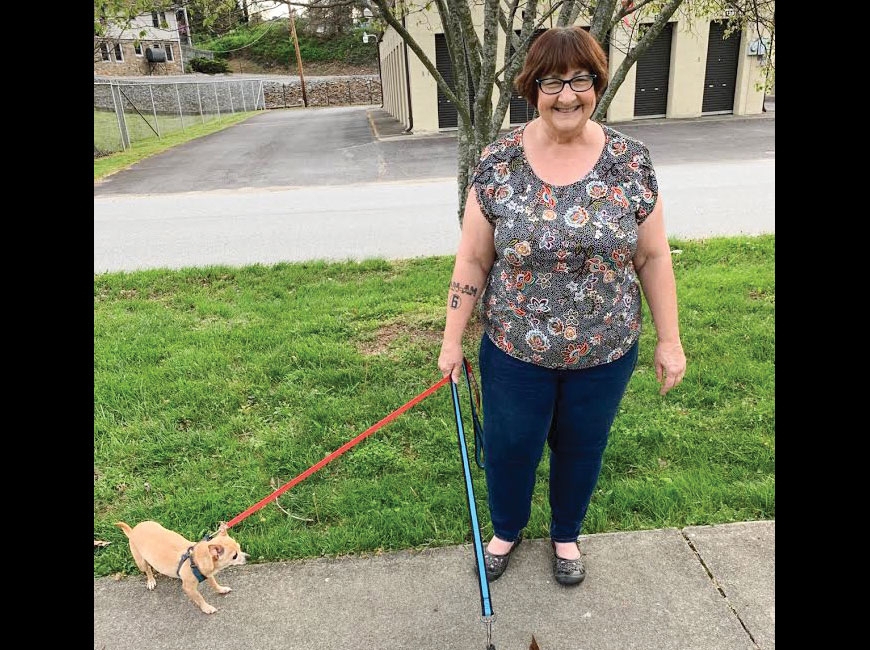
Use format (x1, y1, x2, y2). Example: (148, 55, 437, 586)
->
(450, 281, 478, 297)
(450, 294, 461, 309)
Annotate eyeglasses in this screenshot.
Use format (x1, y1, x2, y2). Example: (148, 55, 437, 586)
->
(536, 74, 597, 95)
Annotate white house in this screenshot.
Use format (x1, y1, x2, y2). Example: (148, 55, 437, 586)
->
(94, 6, 192, 76)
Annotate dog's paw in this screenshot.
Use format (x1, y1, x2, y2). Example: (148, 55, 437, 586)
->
(216, 586, 232, 595)
(200, 603, 218, 614)
(146, 578, 157, 590)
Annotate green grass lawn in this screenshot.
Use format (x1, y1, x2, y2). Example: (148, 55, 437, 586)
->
(94, 110, 260, 180)
(94, 236, 774, 578)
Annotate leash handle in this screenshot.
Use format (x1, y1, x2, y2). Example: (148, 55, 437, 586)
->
(461, 358, 485, 469)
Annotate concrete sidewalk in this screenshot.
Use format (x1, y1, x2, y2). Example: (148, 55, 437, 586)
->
(94, 520, 773, 650)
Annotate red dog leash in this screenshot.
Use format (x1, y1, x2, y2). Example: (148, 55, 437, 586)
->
(224, 374, 452, 530)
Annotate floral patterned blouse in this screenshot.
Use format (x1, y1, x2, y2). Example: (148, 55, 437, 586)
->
(472, 122, 658, 370)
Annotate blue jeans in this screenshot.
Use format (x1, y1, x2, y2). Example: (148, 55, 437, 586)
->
(478, 334, 639, 543)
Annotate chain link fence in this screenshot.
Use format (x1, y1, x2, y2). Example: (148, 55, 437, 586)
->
(94, 75, 383, 158)
(94, 78, 266, 157)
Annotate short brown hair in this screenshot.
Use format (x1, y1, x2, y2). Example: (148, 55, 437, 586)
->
(514, 26, 609, 107)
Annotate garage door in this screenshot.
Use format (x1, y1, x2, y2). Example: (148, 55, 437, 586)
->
(509, 30, 545, 125)
(509, 79, 536, 125)
(436, 34, 476, 129)
(702, 21, 741, 114)
(634, 22, 673, 118)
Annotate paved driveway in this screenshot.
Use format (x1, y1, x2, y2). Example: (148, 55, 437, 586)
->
(93, 105, 774, 196)
(94, 106, 459, 195)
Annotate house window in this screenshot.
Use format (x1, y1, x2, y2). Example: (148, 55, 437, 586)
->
(152, 11, 159, 27)
(177, 9, 189, 44)
(134, 41, 142, 56)
(99, 42, 110, 61)
(113, 42, 124, 62)
(160, 11, 167, 27)
(165, 43, 174, 61)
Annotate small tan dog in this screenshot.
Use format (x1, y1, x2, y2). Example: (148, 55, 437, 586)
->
(116, 520, 248, 614)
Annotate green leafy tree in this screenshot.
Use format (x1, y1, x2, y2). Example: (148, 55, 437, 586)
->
(304, 0, 354, 36)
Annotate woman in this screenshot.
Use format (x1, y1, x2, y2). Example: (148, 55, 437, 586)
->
(437, 26, 686, 586)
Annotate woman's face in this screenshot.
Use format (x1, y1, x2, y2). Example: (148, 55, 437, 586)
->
(535, 68, 597, 137)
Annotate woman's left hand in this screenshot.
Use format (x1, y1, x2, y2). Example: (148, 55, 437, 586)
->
(654, 340, 686, 396)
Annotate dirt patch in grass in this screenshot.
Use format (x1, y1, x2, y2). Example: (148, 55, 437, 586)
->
(358, 322, 441, 356)
(356, 315, 485, 357)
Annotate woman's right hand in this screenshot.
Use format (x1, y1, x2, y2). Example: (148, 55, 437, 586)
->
(438, 341, 465, 384)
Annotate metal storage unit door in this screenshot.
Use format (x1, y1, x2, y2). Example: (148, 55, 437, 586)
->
(634, 22, 673, 118)
(702, 21, 740, 114)
(509, 84, 535, 125)
(435, 34, 458, 128)
(509, 30, 545, 125)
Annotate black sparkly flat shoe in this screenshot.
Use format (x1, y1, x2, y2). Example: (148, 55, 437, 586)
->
(481, 533, 523, 582)
(552, 541, 586, 586)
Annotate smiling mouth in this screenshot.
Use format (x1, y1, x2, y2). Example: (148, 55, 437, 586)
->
(554, 106, 581, 113)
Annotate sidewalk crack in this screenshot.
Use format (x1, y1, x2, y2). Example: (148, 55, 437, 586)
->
(681, 529, 761, 650)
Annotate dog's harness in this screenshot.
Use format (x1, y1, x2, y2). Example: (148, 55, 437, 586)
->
(177, 546, 207, 583)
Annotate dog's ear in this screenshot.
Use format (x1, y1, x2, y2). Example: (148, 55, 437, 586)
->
(192, 542, 219, 574)
(209, 543, 226, 563)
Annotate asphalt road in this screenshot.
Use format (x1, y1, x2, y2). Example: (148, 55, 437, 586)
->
(94, 105, 775, 273)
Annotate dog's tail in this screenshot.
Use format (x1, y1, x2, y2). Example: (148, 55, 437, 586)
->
(115, 521, 134, 538)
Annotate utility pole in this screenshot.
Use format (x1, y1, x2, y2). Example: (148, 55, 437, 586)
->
(289, 9, 308, 107)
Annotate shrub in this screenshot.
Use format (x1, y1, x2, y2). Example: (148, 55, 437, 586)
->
(190, 57, 231, 74)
